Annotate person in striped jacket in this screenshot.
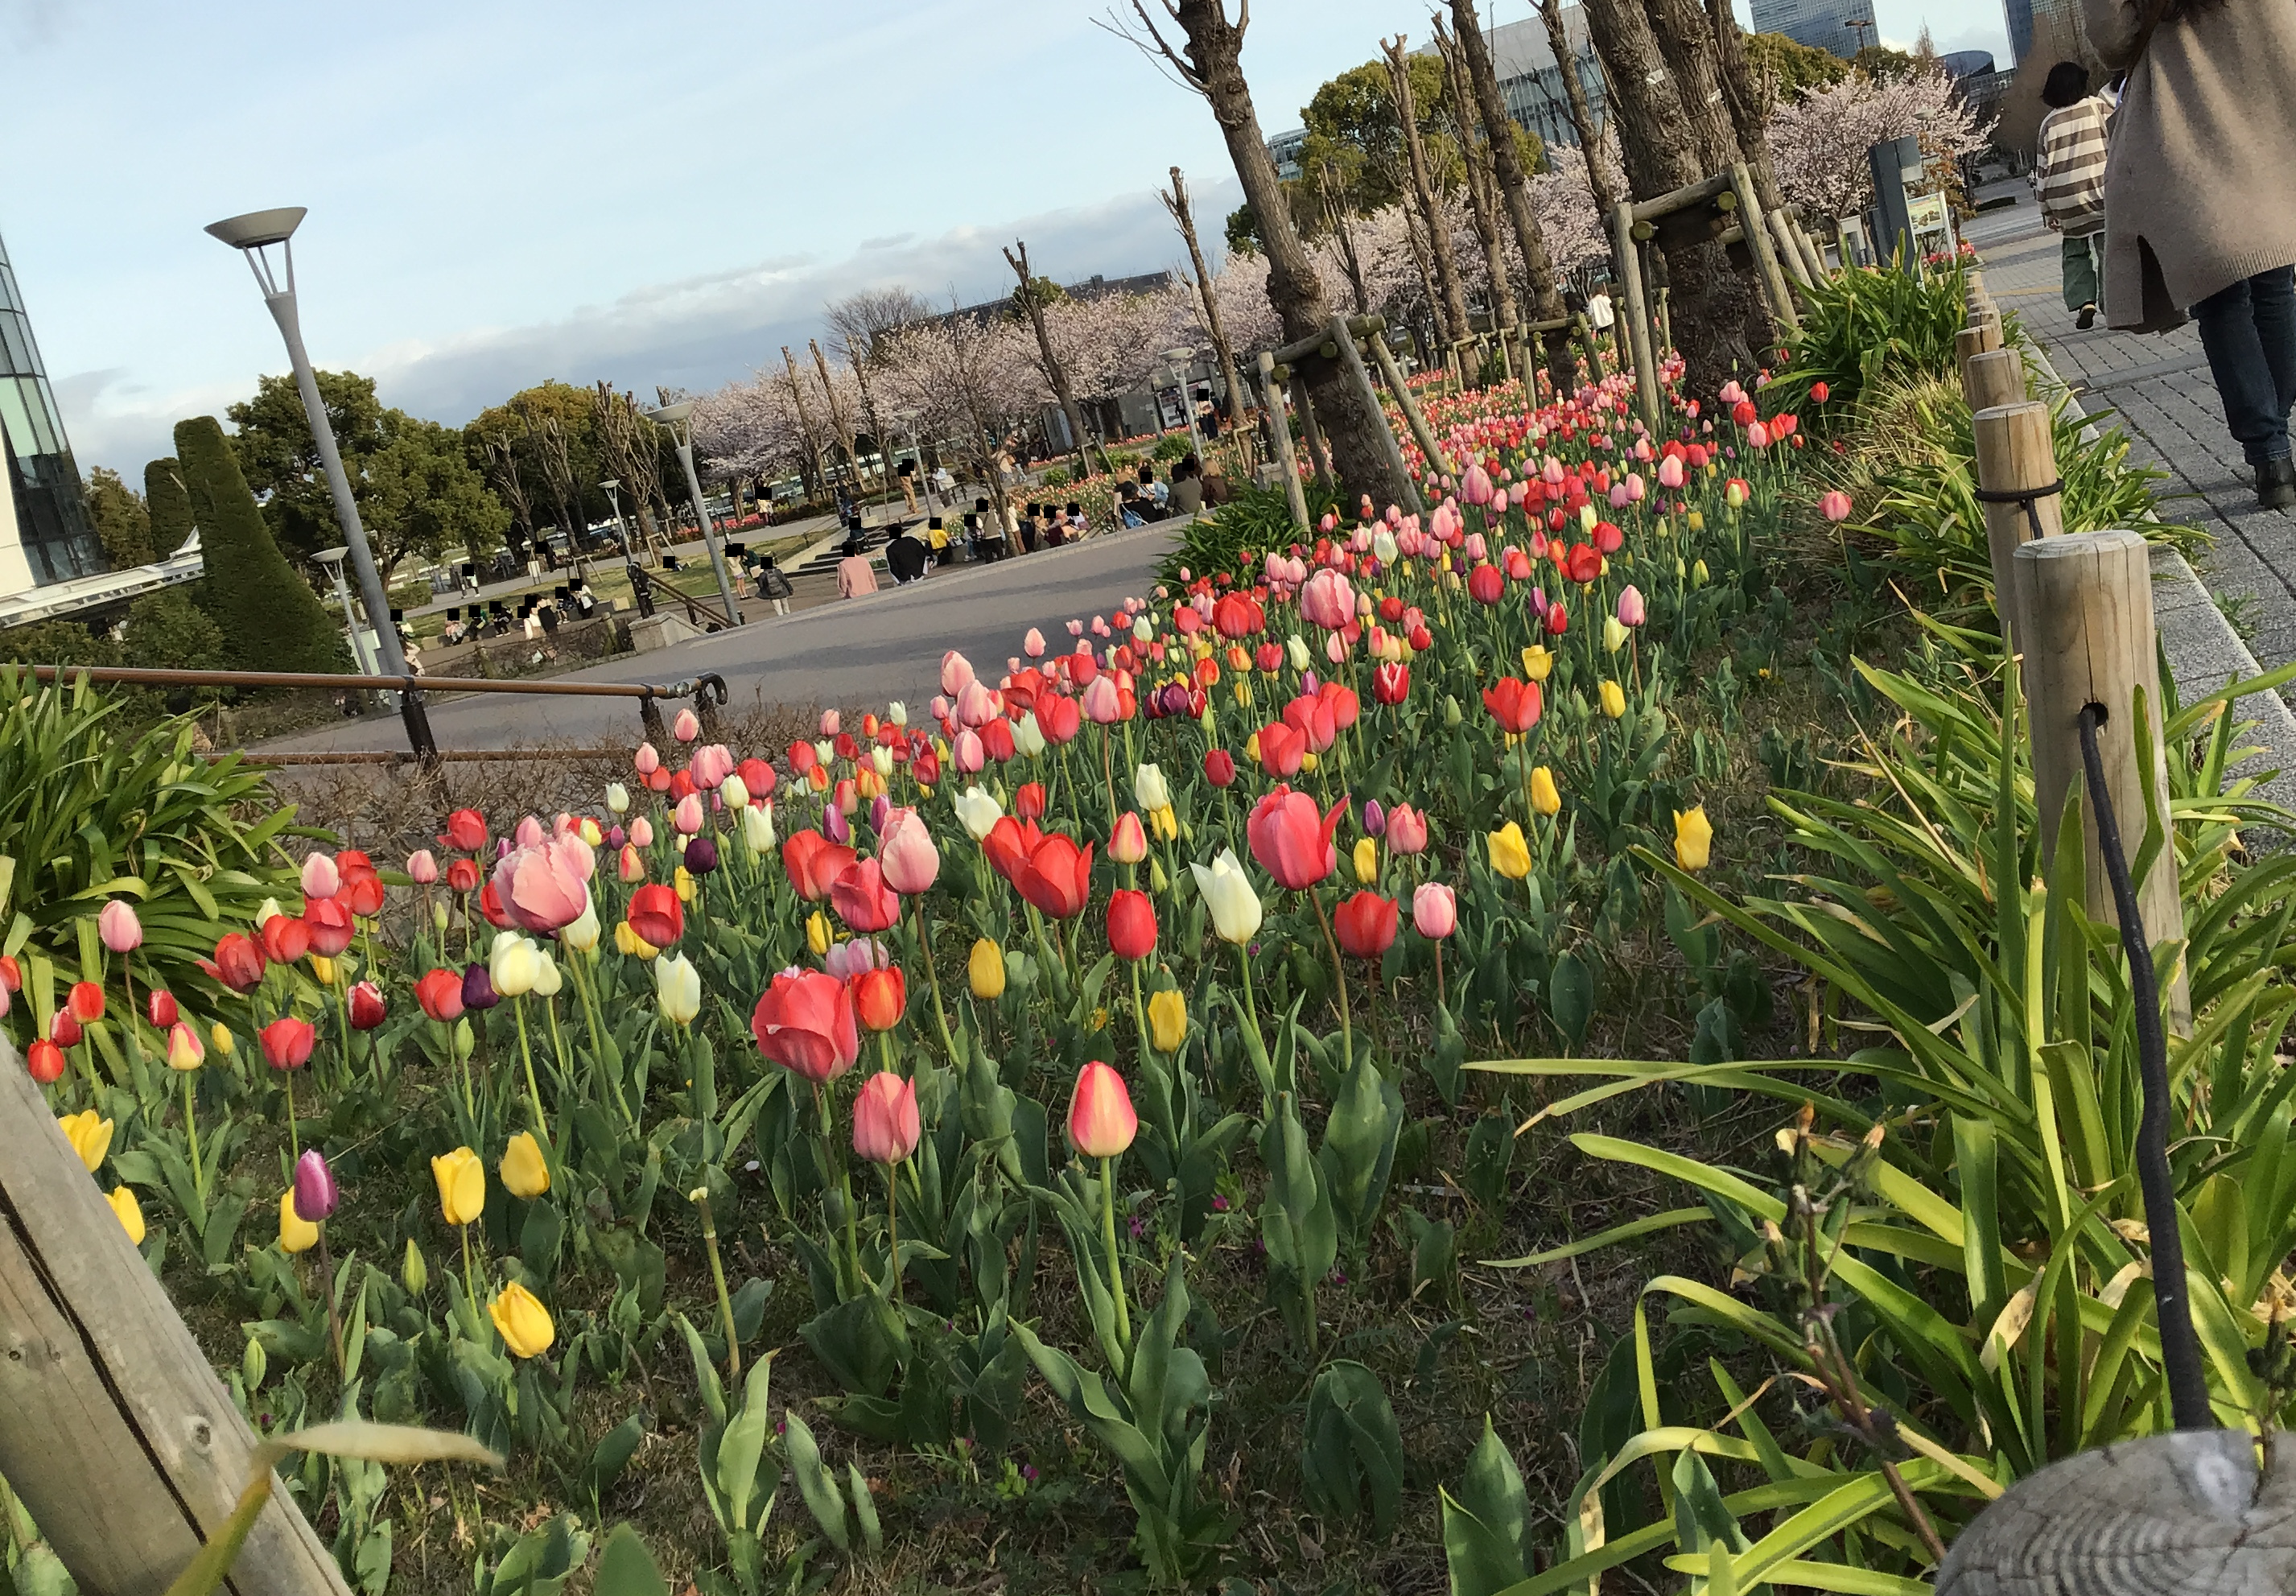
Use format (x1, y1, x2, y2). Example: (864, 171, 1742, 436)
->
(2035, 62, 2113, 330)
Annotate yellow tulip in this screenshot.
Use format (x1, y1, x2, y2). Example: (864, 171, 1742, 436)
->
(1674, 806, 1714, 872)
(1353, 836, 1379, 885)
(431, 1146, 486, 1227)
(1688, 509, 1705, 532)
(1245, 731, 1262, 765)
(614, 920, 657, 960)
(1602, 617, 1629, 654)
(1301, 750, 1321, 773)
(969, 938, 1007, 1000)
(1488, 822, 1533, 880)
(489, 1281, 556, 1359)
(674, 866, 696, 904)
(806, 909, 831, 957)
(1599, 680, 1626, 720)
(279, 1187, 319, 1255)
(1531, 766, 1562, 817)
(1150, 804, 1179, 843)
(310, 955, 336, 987)
(1692, 559, 1710, 587)
(109, 1186, 146, 1246)
(1148, 988, 1189, 1054)
(1234, 679, 1252, 707)
(211, 1021, 237, 1056)
(1520, 645, 1553, 683)
(500, 1132, 550, 1200)
(58, 1110, 113, 1173)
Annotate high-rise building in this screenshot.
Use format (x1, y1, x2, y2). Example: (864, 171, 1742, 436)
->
(1, 227, 103, 597)
(1750, 0, 1878, 57)
(2001, 0, 2089, 68)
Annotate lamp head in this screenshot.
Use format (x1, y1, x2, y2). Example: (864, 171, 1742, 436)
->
(205, 208, 307, 250)
(600, 478, 620, 492)
(646, 402, 695, 427)
(314, 545, 349, 567)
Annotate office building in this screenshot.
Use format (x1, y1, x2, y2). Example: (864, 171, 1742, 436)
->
(1750, 0, 1878, 57)
(1, 226, 103, 597)
(2001, 0, 2088, 67)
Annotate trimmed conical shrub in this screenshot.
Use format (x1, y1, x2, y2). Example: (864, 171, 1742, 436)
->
(144, 456, 194, 558)
(175, 416, 346, 672)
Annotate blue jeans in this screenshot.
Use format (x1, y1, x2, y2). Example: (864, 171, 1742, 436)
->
(2193, 266, 2296, 466)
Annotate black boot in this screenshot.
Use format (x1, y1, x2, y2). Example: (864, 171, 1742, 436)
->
(2261, 456, 2296, 512)
(2075, 302, 2097, 330)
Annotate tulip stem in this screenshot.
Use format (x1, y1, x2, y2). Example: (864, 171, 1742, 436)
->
(332, 968, 355, 1095)
(460, 1223, 478, 1318)
(1100, 1153, 1132, 1363)
(513, 996, 550, 1149)
(913, 897, 958, 1062)
(693, 1188, 740, 1380)
(1434, 940, 1447, 1009)
(315, 1227, 347, 1378)
(283, 1070, 301, 1162)
(1309, 887, 1354, 1072)
(884, 1163, 903, 1299)
(182, 1071, 204, 1200)
(1099, 725, 1119, 831)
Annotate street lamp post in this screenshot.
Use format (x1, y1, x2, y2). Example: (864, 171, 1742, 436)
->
(313, 545, 375, 674)
(601, 479, 653, 618)
(205, 207, 435, 759)
(1163, 345, 1205, 463)
(645, 402, 743, 626)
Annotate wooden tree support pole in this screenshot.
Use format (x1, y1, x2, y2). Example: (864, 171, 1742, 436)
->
(1368, 329, 1453, 478)
(1329, 315, 1424, 516)
(1730, 163, 1799, 332)
(1575, 314, 1606, 385)
(1257, 352, 1309, 532)
(1973, 399, 2064, 625)
(1611, 201, 1663, 433)
(1766, 209, 1812, 291)
(2014, 530, 2194, 1032)
(1290, 373, 1333, 485)
(0, 1037, 352, 1596)
(1791, 217, 1830, 282)
(1964, 347, 2026, 413)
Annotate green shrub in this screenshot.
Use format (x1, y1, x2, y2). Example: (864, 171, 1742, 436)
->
(0, 617, 117, 670)
(175, 415, 346, 673)
(1152, 434, 1192, 463)
(122, 590, 228, 675)
(0, 666, 302, 1026)
(1159, 480, 1342, 585)
(1041, 467, 1071, 489)
(1767, 261, 2014, 416)
(146, 456, 194, 556)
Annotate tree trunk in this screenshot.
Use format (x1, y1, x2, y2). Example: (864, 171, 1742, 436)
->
(1004, 240, 1094, 477)
(1317, 165, 1372, 316)
(1448, 0, 1576, 394)
(1166, 1, 1412, 512)
(1161, 168, 1254, 452)
(1704, 0, 1784, 210)
(1397, 196, 1444, 357)
(1432, 17, 1523, 373)
(782, 347, 828, 504)
(1534, 0, 1622, 219)
(1580, 0, 1762, 402)
(810, 340, 864, 500)
(1382, 35, 1472, 351)
(1639, 0, 1739, 178)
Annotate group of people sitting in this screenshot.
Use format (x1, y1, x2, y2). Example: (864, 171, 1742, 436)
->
(438, 581, 600, 647)
(1115, 456, 1218, 526)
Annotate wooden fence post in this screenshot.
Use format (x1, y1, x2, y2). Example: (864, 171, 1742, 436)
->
(1766, 209, 1812, 291)
(1368, 328, 1453, 478)
(1289, 373, 1332, 485)
(0, 1036, 352, 1596)
(1610, 201, 1663, 433)
(1257, 352, 1309, 532)
(1729, 163, 1798, 332)
(1329, 315, 1424, 517)
(1955, 320, 2001, 396)
(2014, 530, 2193, 1031)
(1972, 399, 2064, 624)
(1964, 347, 2027, 413)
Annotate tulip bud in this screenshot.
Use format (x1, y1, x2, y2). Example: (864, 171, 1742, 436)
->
(969, 938, 1007, 1000)
(243, 1335, 269, 1392)
(1067, 1060, 1139, 1158)
(402, 1237, 430, 1297)
(292, 1148, 340, 1223)
(501, 1131, 551, 1199)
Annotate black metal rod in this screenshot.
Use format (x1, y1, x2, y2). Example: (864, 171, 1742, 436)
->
(2075, 702, 2211, 1431)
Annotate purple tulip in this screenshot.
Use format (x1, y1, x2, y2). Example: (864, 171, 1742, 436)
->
(461, 962, 500, 1011)
(1363, 800, 1387, 839)
(684, 836, 721, 876)
(1301, 670, 1320, 696)
(292, 1148, 339, 1223)
(868, 794, 892, 835)
(824, 802, 850, 844)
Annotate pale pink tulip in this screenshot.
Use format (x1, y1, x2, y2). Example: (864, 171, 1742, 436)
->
(954, 729, 984, 772)
(1082, 674, 1123, 724)
(879, 807, 941, 894)
(630, 816, 655, 848)
(940, 651, 975, 697)
(1412, 882, 1457, 939)
(98, 899, 142, 954)
(1024, 628, 1045, 658)
(673, 707, 701, 741)
(491, 840, 590, 933)
(407, 849, 439, 885)
(674, 794, 706, 835)
(1617, 586, 1647, 627)
(634, 741, 661, 775)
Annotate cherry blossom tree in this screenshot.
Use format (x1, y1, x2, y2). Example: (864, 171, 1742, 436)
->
(1767, 65, 1989, 222)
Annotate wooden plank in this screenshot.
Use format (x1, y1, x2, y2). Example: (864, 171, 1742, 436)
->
(1256, 352, 1309, 532)
(1629, 170, 1733, 225)
(1330, 315, 1423, 516)
(1612, 201, 1662, 433)
(0, 1035, 351, 1596)
(1731, 163, 1798, 332)
(1369, 329, 1453, 477)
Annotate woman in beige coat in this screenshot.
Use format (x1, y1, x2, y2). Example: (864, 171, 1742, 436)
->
(2084, 0, 2296, 509)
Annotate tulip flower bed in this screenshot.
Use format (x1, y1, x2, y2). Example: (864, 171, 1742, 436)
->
(6, 362, 1919, 1595)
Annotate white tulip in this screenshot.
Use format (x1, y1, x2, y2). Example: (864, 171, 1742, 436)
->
(1189, 849, 1263, 946)
(954, 786, 1004, 841)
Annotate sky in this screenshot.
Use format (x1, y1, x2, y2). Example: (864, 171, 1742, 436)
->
(1, 0, 2010, 477)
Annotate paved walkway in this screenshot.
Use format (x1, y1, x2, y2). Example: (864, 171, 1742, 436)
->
(1964, 189, 2296, 667)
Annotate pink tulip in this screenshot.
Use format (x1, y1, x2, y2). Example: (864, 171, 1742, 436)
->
(1068, 1060, 1138, 1157)
(1461, 461, 1495, 505)
(1820, 489, 1853, 523)
(956, 679, 1000, 728)
(1385, 803, 1430, 855)
(514, 814, 546, 848)
(299, 853, 340, 901)
(490, 839, 590, 934)
(941, 651, 975, 696)
(1617, 586, 1647, 628)
(1412, 883, 1457, 939)
(1300, 569, 1356, 630)
(98, 899, 142, 954)
(1066, 619, 1083, 637)
(819, 708, 841, 736)
(674, 794, 706, 835)
(407, 849, 439, 885)
(691, 744, 734, 789)
(878, 807, 941, 894)
(1463, 532, 1486, 562)
(1082, 674, 1123, 724)
(1024, 628, 1045, 658)
(629, 816, 655, 848)
(1747, 422, 1771, 449)
(1247, 786, 1346, 890)
(852, 1071, 921, 1165)
(635, 741, 661, 775)
(1656, 455, 1686, 490)
(954, 728, 985, 773)
(673, 707, 701, 741)
(1607, 482, 1632, 509)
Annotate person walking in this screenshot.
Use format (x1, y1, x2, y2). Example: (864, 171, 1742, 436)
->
(2035, 62, 2112, 330)
(756, 555, 794, 616)
(2084, 0, 2296, 509)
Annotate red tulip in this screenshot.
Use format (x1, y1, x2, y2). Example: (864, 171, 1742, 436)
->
(1333, 891, 1399, 961)
(0, 955, 18, 992)
(258, 914, 311, 967)
(415, 967, 466, 1022)
(830, 857, 903, 934)
(1282, 693, 1338, 753)
(851, 1070, 921, 1165)
(1544, 601, 1569, 636)
(1810, 381, 1830, 404)
(207, 932, 267, 992)
(1591, 520, 1623, 555)
(443, 808, 489, 852)
(982, 815, 1043, 884)
(445, 856, 482, 894)
(477, 880, 517, 930)
(1214, 592, 1264, 637)
(1371, 662, 1410, 705)
(1107, 889, 1156, 961)
(782, 830, 855, 901)
(261, 1016, 316, 1071)
(1482, 678, 1544, 735)
(1255, 642, 1284, 673)
(1468, 563, 1504, 604)
(51, 1010, 82, 1049)
(1016, 833, 1094, 920)
(1014, 782, 1047, 821)
(305, 897, 357, 958)
(1068, 1060, 1138, 1158)
(67, 980, 105, 1024)
(26, 1038, 64, 1084)
(348, 981, 387, 1030)
(146, 988, 179, 1029)
(1319, 681, 1360, 729)
(852, 966, 907, 1033)
(1562, 543, 1601, 584)
(788, 740, 818, 774)
(750, 969, 861, 1083)
(626, 883, 685, 948)
(1038, 694, 1082, 744)
(1204, 749, 1238, 788)
(1246, 786, 1346, 891)
(1257, 720, 1307, 777)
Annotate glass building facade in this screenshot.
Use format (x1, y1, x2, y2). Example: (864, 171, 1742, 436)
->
(1, 228, 102, 587)
(1750, 0, 1878, 57)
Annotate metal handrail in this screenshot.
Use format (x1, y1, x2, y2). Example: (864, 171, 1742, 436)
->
(17, 662, 730, 763)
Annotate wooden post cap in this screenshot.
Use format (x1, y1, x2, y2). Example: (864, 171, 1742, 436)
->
(1939, 1429, 2294, 1594)
(1964, 348, 2026, 413)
